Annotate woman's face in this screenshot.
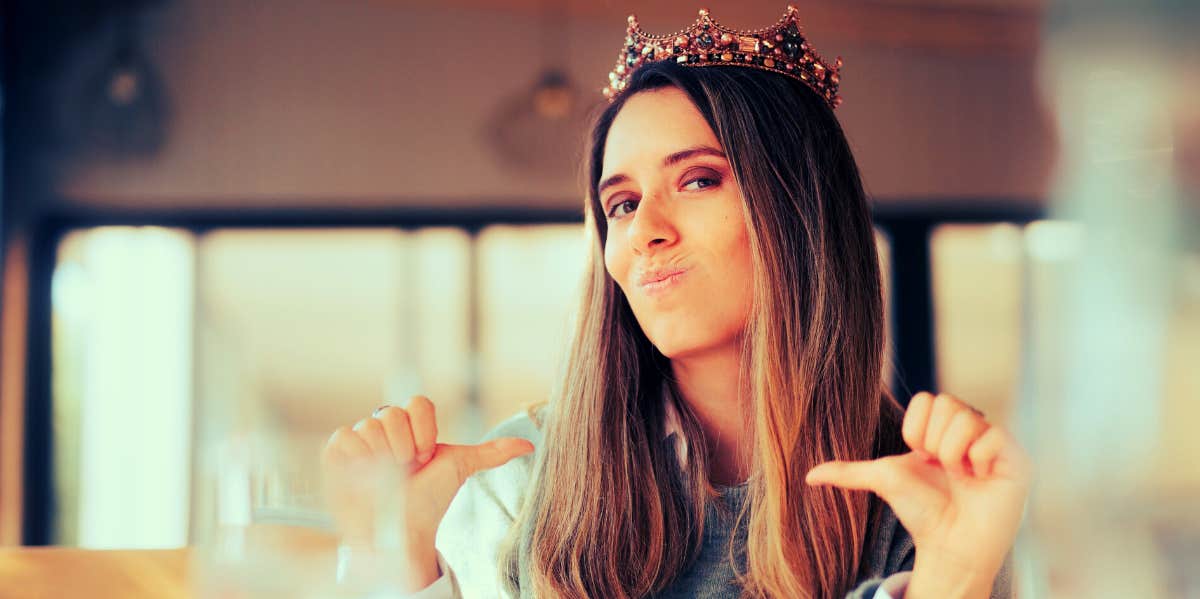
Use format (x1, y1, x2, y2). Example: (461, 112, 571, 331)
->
(600, 86, 755, 359)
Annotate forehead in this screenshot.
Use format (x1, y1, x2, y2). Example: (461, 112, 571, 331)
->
(602, 87, 721, 176)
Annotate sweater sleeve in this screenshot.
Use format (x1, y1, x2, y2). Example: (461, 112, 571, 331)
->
(431, 411, 542, 599)
(844, 551, 1015, 599)
(401, 550, 460, 598)
(333, 545, 460, 598)
(843, 571, 912, 599)
(333, 411, 540, 599)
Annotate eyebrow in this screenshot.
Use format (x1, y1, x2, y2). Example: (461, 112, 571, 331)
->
(597, 145, 727, 197)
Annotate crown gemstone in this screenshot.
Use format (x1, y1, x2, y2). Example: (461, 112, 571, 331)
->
(604, 6, 842, 108)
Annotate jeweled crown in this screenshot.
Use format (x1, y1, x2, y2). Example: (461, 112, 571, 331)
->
(603, 6, 843, 109)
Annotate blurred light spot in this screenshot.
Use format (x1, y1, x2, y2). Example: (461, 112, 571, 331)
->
(1025, 220, 1084, 262)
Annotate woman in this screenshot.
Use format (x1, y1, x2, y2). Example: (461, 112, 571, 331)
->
(322, 7, 1031, 598)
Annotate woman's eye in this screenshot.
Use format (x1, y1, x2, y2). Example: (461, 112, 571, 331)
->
(607, 198, 637, 218)
(682, 175, 721, 191)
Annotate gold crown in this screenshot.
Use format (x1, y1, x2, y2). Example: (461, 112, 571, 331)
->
(603, 6, 843, 109)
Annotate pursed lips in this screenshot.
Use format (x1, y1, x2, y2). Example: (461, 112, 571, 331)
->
(638, 266, 687, 285)
(638, 266, 689, 295)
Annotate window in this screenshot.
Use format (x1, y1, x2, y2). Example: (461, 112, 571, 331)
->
(50, 223, 588, 546)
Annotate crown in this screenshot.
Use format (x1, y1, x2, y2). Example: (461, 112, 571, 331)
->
(603, 6, 843, 109)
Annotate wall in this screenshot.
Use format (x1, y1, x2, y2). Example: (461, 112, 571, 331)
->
(55, 0, 1055, 210)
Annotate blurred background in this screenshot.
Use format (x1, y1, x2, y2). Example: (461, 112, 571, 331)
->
(0, 0, 1196, 597)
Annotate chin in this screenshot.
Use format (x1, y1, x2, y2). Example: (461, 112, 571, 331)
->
(642, 319, 746, 361)
(646, 333, 717, 360)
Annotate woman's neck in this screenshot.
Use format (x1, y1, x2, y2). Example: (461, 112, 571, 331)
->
(670, 344, 750, 486)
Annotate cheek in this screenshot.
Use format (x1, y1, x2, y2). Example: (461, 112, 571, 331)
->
(603, 240, 627, 286)
(721, 212, 753, 280)
(735, 230, 753, 281)
(722, 218, 756, 314)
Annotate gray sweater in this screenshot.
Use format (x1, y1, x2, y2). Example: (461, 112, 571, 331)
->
(418, 411, 1012, 599)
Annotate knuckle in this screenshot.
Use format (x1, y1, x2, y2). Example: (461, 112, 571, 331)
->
(388, 407, 413, 431)
(937, 440, 959, 461)
(408, 400, 436, 426)
(376, 405, 399, 424)
(949, 409, 974, 429)
(361, 417, 384, 434)
(406, 395, 434, 413)
(967, 440, 987, 462)
(327, 426, 351, 446)
(901, 421, 922, 447)
(320, 436, 343, 462)
(935, 392, 958, 408)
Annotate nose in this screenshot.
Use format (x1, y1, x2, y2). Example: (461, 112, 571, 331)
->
(627, 191, 678, 254)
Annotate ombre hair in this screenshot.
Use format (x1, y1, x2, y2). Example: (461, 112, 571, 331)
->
(500, 60, 907, 598)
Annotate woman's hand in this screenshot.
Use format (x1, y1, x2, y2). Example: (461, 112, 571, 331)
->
(805, 392, 1031, 599)
(320, 395, 534, 590)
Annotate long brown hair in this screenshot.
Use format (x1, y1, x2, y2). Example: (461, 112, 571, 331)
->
(500, 60, 906, 598)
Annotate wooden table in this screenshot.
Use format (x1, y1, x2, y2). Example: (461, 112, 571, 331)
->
(0, 547, 190, 599)
(0, 525, 340, 598)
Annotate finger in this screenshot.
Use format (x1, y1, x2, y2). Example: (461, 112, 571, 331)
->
(967, 426, 1007, 479)
(923, 393, 961, 454)
(449, 438, 535, 486)
(808, 455, 949, 537)
(902, 392, 935, 451)
(352, 417, 391, 458)
(805, 459, 886, 493)
(994, 428, 1033, 484)
(937, 410, 988, 477)
(404, 395, 438, 465)
(325, 426, 370, 463)
(375, 407, 416, 464)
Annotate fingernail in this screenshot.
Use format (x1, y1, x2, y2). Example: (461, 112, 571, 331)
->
(417, 450, 434, 464)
